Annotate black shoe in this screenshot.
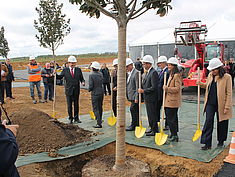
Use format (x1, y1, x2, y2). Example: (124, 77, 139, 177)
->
(49, 98, 54, 101)
(126, 126, 135, 131)
(74, 119, 82, 123)
(146, 131, 155, 136)
(145, 129, 152, 133)
(168, 135, 179, 142)
(93, 124, 102, 128)
(70, 119, 73, 124)
(163, 126, 169, 131)
(201, 145, 211, 150)
(217, 142, 224, 148)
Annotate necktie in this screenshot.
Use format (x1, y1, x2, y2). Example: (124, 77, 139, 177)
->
(71, 68, 74, 78)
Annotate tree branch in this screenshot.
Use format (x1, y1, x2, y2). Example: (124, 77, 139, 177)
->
(130, 8, 148, 20)
(127, 0, 135, 8)
(85, 0, 117, 20)
(114, 0, 126, 16)
(126, 0, 137, 21)
(130, 0, 157, 18)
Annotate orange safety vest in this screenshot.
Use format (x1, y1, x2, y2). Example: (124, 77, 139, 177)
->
(28, 64, 41, 82)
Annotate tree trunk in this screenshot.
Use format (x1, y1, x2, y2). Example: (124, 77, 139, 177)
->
(52, 44, 55, 59)
(114, 24, 127, 170)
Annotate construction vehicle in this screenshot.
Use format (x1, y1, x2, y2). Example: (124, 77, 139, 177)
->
(174, 20, 225, 87)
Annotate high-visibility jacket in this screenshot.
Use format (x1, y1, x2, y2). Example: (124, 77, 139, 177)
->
(27, 64, 41, 82)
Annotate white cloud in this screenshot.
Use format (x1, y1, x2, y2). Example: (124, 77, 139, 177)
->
(0, 0, 234, 57)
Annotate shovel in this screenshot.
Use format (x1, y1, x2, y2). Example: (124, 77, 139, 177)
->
(107, 73, 117, 126)
(135, 71, 146, 138)
(192, 67, 202, 141)
(155, 72, 168, 146)
(90, 103, 96, 120)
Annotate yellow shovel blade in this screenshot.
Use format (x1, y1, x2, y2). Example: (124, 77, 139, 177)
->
(90, 111, 96, 120)
(51, 111, 57, 119)
(155, 131, 168, 146)
(192, 129, 202, 142)
(135, 125, 146, 138)
(107, 116, 116, 126)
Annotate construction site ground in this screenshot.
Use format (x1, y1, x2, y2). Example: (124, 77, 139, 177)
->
(5, 58, 234, 177)
(2, 85, 233, 177)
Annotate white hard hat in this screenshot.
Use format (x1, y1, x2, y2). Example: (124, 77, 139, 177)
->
(113, 58, 118, 66)
(90, 61, 100, 69)
(142, 55, 154, 64)
(68, 55, 77, 63)
(167, 57, 178, 65)
(207, 58, 223, 71)
(157, 56, 167, 63)
(126, 58, 133, 66)
(29, 56, 35, 60)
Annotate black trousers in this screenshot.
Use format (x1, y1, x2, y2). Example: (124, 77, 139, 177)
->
(157, 99, 162, 123)
(103, 83, 111, 95)
(112, 91, 117, 117)
(200, 104, 229, 146)
(0, 82, 5, 103)
(165, 107, 179, 136)
(129, 101, 139, 127)
(145, 101, 158, 133)
(5, 81, 13, 98)
(92, 94, 104, 125)
(66, 93, 79, 120)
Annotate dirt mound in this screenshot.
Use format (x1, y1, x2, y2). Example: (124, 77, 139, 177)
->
(10, 108, 93, 155)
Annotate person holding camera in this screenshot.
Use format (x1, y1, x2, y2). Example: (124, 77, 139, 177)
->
(0, 114, 20, 177)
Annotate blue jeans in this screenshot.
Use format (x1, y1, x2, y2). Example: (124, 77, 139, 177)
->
(44, 82, 54, 100)
(29, 81, 42, 98)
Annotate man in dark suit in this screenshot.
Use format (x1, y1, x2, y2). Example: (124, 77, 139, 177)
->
(89, 61, 104, 128)
(138, 55, 159, 136)
(57, 56, 85, 124)
(126, 58, 139, 131)
(157, 56, 169, 128)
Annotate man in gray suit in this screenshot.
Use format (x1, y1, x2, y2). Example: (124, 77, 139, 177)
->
(126, 58, 139, 131)
(89, 61, 104, 128)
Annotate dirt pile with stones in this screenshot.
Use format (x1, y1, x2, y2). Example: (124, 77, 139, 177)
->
(10, 108, 93, 155)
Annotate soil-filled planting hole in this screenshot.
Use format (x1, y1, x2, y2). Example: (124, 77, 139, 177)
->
(18, 143, 228, 177)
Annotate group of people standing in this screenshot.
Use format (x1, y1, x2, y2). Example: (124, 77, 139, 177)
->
(112, 55, 233, 149)
(27, 55, 233, 150)
(27, 56, 64, 104)
(126, 55, 181, 142)
(0, 58, 15, 104)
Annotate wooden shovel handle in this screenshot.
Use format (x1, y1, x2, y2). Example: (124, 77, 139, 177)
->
(138, 71, 142, 121)
(161, 72, 167, 123)
(110, 72, 113, 110)
(197, 67, 200, 127)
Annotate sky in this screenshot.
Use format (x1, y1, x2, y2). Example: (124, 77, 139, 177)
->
(0, 0, 235, 58)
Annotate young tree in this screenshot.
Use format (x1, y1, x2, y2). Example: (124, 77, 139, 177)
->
(0, 26, 10, 58)
(34, 0, 71, 58)
(69, 0, 172, 170)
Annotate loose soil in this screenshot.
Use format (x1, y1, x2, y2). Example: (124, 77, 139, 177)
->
(10, 108, 93, 155)
(18, 143, 229, 177)
(82, 154, 151, 177)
